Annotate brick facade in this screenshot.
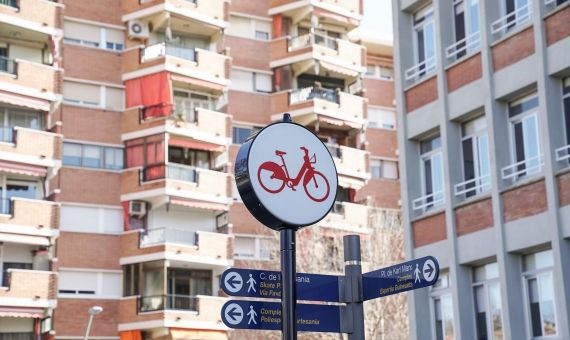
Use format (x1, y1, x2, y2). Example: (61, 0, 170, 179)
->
(545, 5, 570, 46)
(502, 179, 548, 222)
(446, 53, 482, 92)
(491, 27, 535, 71)
(412, 212, 447, 247)
(455, 197, 494, 236)
(405, 76, 438, 112)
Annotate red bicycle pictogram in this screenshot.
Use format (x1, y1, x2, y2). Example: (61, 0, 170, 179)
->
(257, 146, 331, 202)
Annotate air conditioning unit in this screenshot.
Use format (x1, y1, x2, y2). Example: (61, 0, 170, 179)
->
(128, 20, 149, 39)
(129, 200, 146, 217)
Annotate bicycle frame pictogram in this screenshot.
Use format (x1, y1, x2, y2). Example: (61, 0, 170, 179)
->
(257, 146, 331, 202)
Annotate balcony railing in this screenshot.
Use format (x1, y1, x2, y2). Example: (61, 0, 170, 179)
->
(289, 32, 339, 51)
(331, 201, 345, 214)
(0, 126, 15, 143)
(290, 87, 339, 105)
(491, 3, 533, 35)
(140, 227, 198, 247)
(454, 175, 491, 197)
(405, 57, 436, 81)
(141, 42, 196, 63)
(139, 294, 199, 312)
(445, 31, 481, 60)
(0, 56, 17, 75)
(545, 0, 569, 9)
(555, 144, 570, 163)
(141, 163, 198, 182)
(412, 191, 444, 212)
(501, 154, 543, 180)
(325, 143, 342, 159)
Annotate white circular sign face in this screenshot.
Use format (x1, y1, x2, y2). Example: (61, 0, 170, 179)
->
(247, 123, 338, 226)
(223, 303, 244, 325)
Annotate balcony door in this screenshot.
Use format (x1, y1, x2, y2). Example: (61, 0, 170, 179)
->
(167, 269, 212, 310)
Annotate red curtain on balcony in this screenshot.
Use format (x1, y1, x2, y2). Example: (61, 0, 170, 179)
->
(125, 72, 172, 118)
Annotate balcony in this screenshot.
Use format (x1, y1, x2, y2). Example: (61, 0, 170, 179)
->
(405, 57, 436, 83)
(132, 103, 231, 146)
(446, 31, 481, 61)
(501, 154, 543, 183)
(412, 191, 445, 213)
(122, 164, 231, 209)
(0, 58, 62, 104)
(272, 87, 366, 129)
(121, 229, 233, 266)
(270, 32, 365, 81)
(0, 269, 57, 307)
(0, 198, 59, 243)
(490, 3, 533, 39)
(318, 201, 369, 232)
(326, 144, 370, 188)
(122, 0, 228, 30)
(124, 44, 230, 90)
(269, 0, 361, 29)
(119, 295, 227, 330)
(0, 0, 63, 37)
(454, 175, 491, 199)
(0, 127, 62, 169)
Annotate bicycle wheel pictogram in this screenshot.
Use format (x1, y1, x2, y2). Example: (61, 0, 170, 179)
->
(257, 161, 286, 193)
(303, 170, 330, 202)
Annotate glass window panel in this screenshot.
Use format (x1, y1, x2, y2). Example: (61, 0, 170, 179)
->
(379, 67, 394, 80)
(485, 262, 499, 279)
(365, 65, 376, 76)
(539, 273, 557, 335)
(105, 28, 124, 45)
(254, 73, 272, 93)
(474, 265, 486, 282)
(475, 285, 488, 340)
(63, 81, 100, 105)
(434, 298, 444, 340)
(63, 143, 82, 166)
(534, 249, 554, 270)
(383, 160, 398, 179)
(478, 135, 491, 187)
(234, 237, 255, 258)
(6, 182, 36, 200)
(528, 278, 543, 337)
(367, 107, 382, 128)
(105, 147, 123, 170)
(64, 21, 100, 44)
(442, 294, 455, 339)
(227, 16, 251, 38)
(522, 115, 540, 174)
(106, 87, 124, 110)
(432, 153, 444, 201)
(370, 159, 382, 179)
(489, 282, 504, 340)
(230, 70, 254, 91)
(82, 145, 102, 168)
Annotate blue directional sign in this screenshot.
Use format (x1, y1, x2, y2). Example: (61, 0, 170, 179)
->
(221, 268, 341, 302)
(221, 300, 349, 333)
(362, 256, 440, 301)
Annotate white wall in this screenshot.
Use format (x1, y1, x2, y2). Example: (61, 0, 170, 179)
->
(148, 206, 217, 232)
(2, 244, 34, 263)
(9, 45, 43, 64)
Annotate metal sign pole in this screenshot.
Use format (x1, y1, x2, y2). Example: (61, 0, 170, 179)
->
(281, 228, 297, 340)
(344, 235, 365, 340)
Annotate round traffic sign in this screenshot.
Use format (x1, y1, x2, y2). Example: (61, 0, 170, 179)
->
(223, 271, 243, 293)
(223, 303, 244, 325)
(235, 119, 338, 230)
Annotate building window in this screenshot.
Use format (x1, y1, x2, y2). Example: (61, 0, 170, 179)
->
(227, 15, 272, 41)
(562, 78, 570, 153)
(232, 125, 261, 144)
(473, 262, 503, 340)
(415, 135, 444, 211)
(503, 93, 541, 181)
(59, 270, 122, 298)
(450, 0, 480, 59)
(233, 236, 272, 260)
(0, 107, 43, 142)
(230, 69, 273, 93)
(365, 65, 394, 80)
(63, 81, 124, 110)
(523, 250, 558, 338)
(411, 4, 436, 79)
(371, 159, 398, 180)
(60, 204, 123, 234)
(457, 115, 490, 198)
(504, 0, 531, 30)
(431, 272, 455, 340)
(63, 142, 124, 170)
(64, 20, 124, 51)
(368, 107, 396, 130)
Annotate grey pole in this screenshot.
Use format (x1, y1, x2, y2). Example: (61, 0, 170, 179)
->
(344, 235, 365, 340)
(83, 314, 94, 340)
(281, 228, 297, 340)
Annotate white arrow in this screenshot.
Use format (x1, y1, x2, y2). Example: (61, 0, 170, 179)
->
(224, 272, 243, 293)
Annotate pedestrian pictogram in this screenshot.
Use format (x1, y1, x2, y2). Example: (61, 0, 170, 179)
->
(414, 264, 421, 283)
(246, 274, 257, 293)
(223, 271, 243, 293)
(257, 147, 331, 202)
(247, 305, 258, 325)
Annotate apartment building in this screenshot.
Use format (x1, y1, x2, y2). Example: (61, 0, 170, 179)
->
(392, 0, 570, 339)
(0, 0, 398, 339)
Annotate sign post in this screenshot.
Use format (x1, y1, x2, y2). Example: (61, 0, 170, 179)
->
(234, 113, 339, 340)
(230, 112, 441, 339)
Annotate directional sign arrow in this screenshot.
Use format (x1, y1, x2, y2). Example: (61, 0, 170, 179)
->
(221, 300, 351, 333)
(362, 256, 440, 301)
(220, 268, 341, 302)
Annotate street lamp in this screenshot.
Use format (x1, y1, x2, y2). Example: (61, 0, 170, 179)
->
(83, 306, 103, 340)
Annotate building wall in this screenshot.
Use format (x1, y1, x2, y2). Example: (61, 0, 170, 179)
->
(393, 0, 570, 339)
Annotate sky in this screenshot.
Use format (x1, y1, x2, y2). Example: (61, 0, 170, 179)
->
(357, 0, 393, 43)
